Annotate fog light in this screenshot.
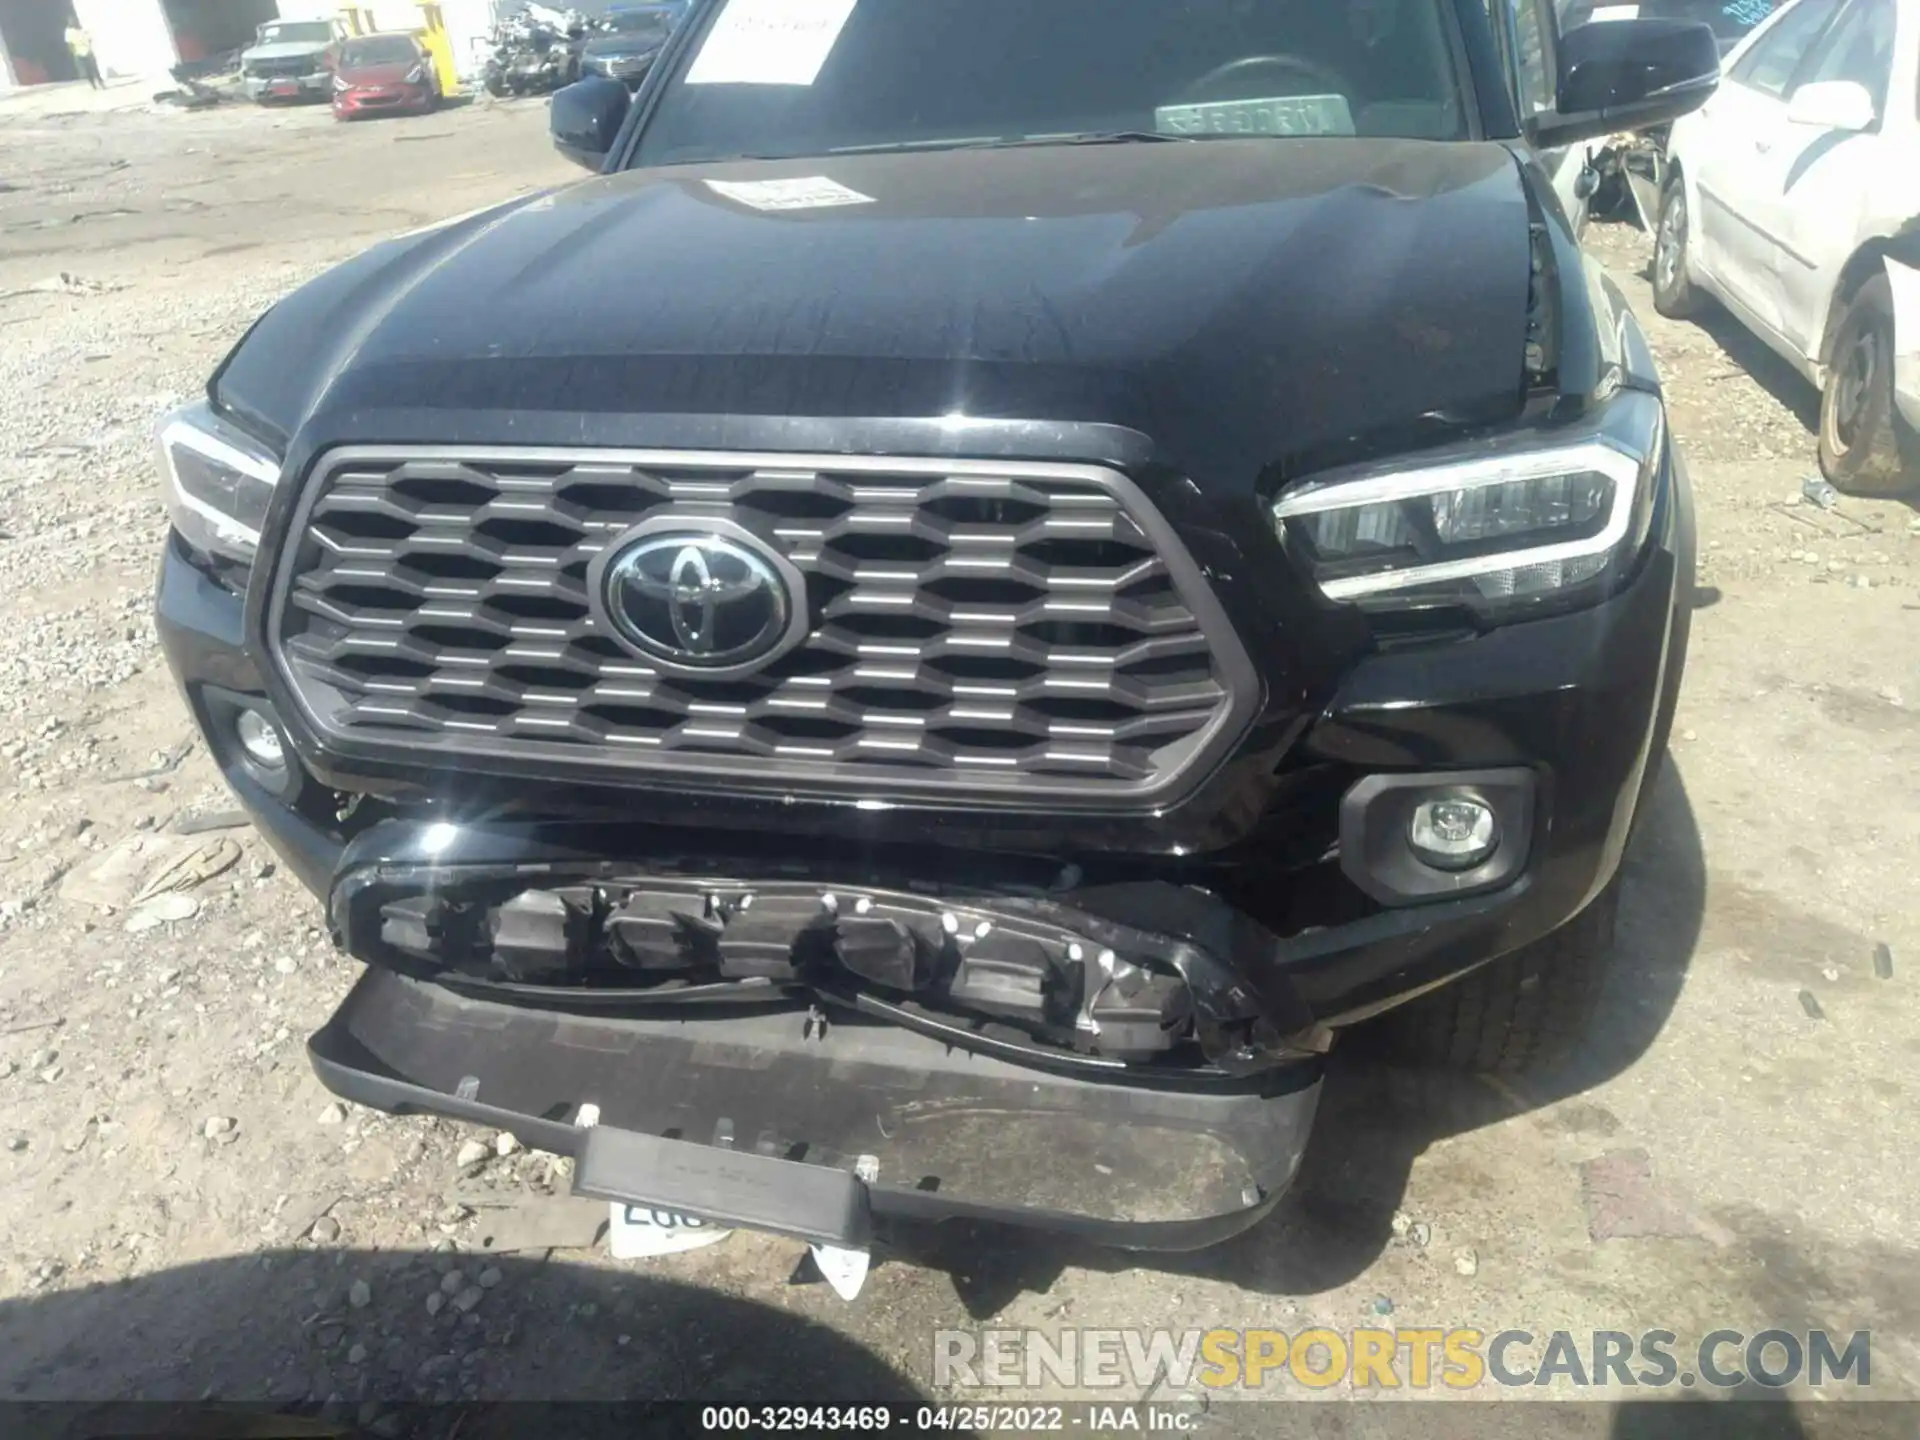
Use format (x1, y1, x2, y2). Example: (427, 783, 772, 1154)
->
(234, 709, 285, 771)
(1408, 798, 1499, 871)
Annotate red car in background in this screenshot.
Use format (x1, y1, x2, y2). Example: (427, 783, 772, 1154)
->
(331, 34, 440, 119)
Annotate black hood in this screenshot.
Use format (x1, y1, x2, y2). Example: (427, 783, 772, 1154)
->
(216, 139, 1533, 489)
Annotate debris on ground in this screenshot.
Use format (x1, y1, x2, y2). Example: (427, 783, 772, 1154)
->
(172, 809, 250, 836)
(1454, 1249, 1479, 1277)
(123, 893, 199, 933)
(468, 1195, 607, 1255)
(1875, 943, 1895, 980)
(1799, 989, 1826, 1020)
(18, 273, 125, 299)
(59, 835, 163, 910)
(1801, 476, 1839, 510)
(132, 836, 240, 904)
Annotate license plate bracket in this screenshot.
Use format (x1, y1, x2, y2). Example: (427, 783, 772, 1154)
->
(573, 1124, 870, 1249)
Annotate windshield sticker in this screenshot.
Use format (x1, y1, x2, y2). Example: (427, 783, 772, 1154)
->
(703, 176, 876, 211)
(1589, 4, 1642, 19)
(685, 0, 858, 86)
(1155, 94, 1355, 139)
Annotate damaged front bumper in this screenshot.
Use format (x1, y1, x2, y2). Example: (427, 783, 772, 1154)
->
(307, 819, 1329, 1246)
(314, 966, 1320, 1249)
(336, 823, 1325, 1077)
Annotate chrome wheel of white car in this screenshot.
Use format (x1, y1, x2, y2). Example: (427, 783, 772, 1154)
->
(1651, 175, 1701, 321)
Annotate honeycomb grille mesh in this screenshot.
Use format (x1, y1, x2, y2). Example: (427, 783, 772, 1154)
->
(271, 451, 1244, 798)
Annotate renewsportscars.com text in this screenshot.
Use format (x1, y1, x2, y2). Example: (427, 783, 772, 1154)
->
(934, 1327, 1872, 1392)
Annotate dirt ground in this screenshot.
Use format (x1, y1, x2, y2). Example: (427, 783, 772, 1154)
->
(1, 83, 1917, 1433)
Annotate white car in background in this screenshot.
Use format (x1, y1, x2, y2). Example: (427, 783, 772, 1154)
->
(1649, 0, 1920, 492)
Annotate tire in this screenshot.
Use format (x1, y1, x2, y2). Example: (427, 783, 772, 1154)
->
(1651, 173, 1703, 321)
(1818, 274, 1918, 497)
(1373, 880, 1620, 1075)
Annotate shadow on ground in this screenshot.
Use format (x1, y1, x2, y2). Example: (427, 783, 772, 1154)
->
(1631, 256, 1823, 437)
(0, 1250, 1896, 1438)
(882, 759, 1708, 1316)
(0, 1250, 924, 1425)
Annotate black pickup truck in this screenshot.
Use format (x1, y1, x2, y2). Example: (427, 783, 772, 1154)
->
(156, 0, 1716, 1254)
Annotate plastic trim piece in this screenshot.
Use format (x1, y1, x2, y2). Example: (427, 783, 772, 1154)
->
(1338, 767, 1537, 905)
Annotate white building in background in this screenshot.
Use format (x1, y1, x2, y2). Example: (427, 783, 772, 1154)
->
(72, 0, 189, 84)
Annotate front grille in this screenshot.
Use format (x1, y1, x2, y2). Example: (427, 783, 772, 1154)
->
(270, 448, 1254, 803)
(248, 55, 320, 77)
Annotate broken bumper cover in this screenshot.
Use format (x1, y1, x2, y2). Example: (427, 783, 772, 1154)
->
(330, 826, 1328, 1078)
(311, 966, 1321, 1249)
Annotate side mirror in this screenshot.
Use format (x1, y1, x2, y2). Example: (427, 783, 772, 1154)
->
(1786, 79, 1875, 132)
(1532, 18, 1721, 149)
(549, 76, 631, 171)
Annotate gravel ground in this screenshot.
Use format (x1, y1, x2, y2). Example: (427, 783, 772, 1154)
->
(1, 92, 1917, 1434)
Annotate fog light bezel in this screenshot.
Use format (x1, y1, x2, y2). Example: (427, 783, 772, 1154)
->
(1338, 769, 1537, 905)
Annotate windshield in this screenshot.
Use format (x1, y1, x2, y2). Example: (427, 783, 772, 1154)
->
(634, 0, 1468, 168)
(257, 20, 334, 45)
(339, 36, 418, 66)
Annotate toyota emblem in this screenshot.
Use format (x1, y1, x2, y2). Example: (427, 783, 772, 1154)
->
(590, 519, 809, 675)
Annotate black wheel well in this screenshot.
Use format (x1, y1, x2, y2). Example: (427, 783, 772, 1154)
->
(1820, 242, 1908, 369)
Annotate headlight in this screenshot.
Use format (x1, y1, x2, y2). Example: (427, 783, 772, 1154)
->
(1270, 390, 1664, 618)
(332, 73, 349, 91)
(405, 63, 425, 82)
(158, 400, 280, 568)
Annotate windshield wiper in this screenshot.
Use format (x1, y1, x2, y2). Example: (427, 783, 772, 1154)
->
(700, 132, 1209, 166)
(991, 130, 1197, 147)
(820, 130, 1197, 157)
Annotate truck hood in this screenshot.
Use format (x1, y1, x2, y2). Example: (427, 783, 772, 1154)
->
(215, 139, 1534, 485)
(241, 41, 332, 62)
